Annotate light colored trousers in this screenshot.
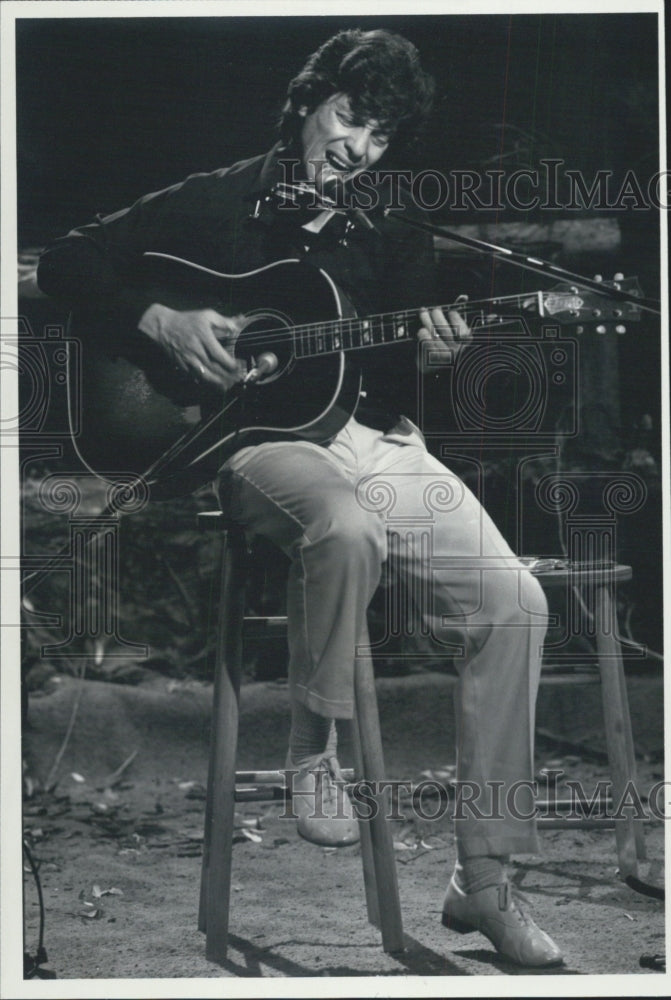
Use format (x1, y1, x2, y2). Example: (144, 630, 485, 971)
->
(219, 416, 548, 856)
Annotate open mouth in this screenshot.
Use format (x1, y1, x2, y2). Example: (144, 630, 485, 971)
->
(325, 151, 354, 173)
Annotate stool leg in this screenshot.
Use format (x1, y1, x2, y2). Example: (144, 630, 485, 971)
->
(609, 618, 646, 862)
(594, 582, 640, 878)
(353, 632, 404, 953)
(198, 528, 247, 964)
(350, 712, 381, 929)
(197, 733, 216, 932)
(197, 523, 229, 932)
(617, 657, 647, 862)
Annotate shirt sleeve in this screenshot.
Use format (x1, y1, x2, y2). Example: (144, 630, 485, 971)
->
(36, 169, 236, 329)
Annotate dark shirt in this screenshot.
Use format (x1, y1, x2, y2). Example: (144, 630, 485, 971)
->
(38, 143, 437, 428)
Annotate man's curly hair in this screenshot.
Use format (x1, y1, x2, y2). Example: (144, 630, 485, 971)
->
(280, 29, 434, 152)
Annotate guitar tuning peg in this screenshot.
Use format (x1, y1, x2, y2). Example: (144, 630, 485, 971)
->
(593, 274, 603, 282)
(615, 325, 627, 334)
(613, 272, 624, 281)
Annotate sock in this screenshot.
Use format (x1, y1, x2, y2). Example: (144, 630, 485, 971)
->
(288, 700, 337, 769)
(454, 855, 507, 894)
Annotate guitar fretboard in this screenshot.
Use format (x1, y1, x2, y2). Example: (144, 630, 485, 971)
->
(292, 298, 534, 360)
(294, 311, 417, 358)
(143, 252, 642, 364)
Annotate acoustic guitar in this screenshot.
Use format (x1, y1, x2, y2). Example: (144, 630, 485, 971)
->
(67, 252, 641, 499)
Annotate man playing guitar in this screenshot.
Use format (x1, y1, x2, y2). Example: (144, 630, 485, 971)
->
(38, 28, 563, 968)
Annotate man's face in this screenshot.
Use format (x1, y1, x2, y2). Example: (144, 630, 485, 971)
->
(299, 92, 391, 191)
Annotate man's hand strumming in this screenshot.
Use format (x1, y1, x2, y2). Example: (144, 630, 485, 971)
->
(138, 303, 247, 390)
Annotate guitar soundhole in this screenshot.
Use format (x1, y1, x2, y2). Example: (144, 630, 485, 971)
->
(235, 311, 293, 383)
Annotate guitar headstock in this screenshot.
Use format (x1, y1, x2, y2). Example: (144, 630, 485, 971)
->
(540, 273, 643, 332)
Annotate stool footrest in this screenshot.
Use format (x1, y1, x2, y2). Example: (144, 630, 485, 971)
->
(243, 616, 288, 635)
(235, 768, 354, 784)
(234, 768, 356, 803)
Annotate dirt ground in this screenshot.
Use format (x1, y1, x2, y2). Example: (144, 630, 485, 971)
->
(19, 670, 666, 987)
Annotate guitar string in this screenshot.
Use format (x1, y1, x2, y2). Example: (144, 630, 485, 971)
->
(223, 289, 594, 355)
(62, 291, 543, 492)
(120, 287, 629, 483)
(161, 291, 587, 476)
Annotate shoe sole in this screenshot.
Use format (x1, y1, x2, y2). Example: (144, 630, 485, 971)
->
(297, 825, 360, 848)
(441, 912, 478, 934)
(441, 912, 565, 967)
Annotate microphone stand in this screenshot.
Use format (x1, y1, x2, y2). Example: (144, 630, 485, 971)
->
(381, 209, 662, 316)
(272, 180, 660, 314)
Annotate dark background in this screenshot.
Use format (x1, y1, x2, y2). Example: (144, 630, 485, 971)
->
(16, 13, 664, 660)
(16, 12, 663, 423)
(16, 14, 660, 239)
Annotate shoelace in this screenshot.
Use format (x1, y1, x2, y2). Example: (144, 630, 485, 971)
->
(312, 756, 346, 809)
(498, 883, 533, 927)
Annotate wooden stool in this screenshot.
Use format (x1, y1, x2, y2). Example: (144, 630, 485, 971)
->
(532, 562, 645, 878)
(197, 512, 403, 965)
(197, 511, 645, 962)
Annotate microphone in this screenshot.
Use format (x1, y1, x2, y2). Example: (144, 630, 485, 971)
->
(266, 178, 381, 235)
(322, 177, 381, 235)
(243, 351, 279, 384)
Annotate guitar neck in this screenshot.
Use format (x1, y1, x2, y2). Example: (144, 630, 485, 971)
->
(142, 254, 643, 364)
(292, 294, 539, 360)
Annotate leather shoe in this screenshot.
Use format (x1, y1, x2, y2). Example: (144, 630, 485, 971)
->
(284, 755, 360, 847)
(442, 876, 564, 967)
